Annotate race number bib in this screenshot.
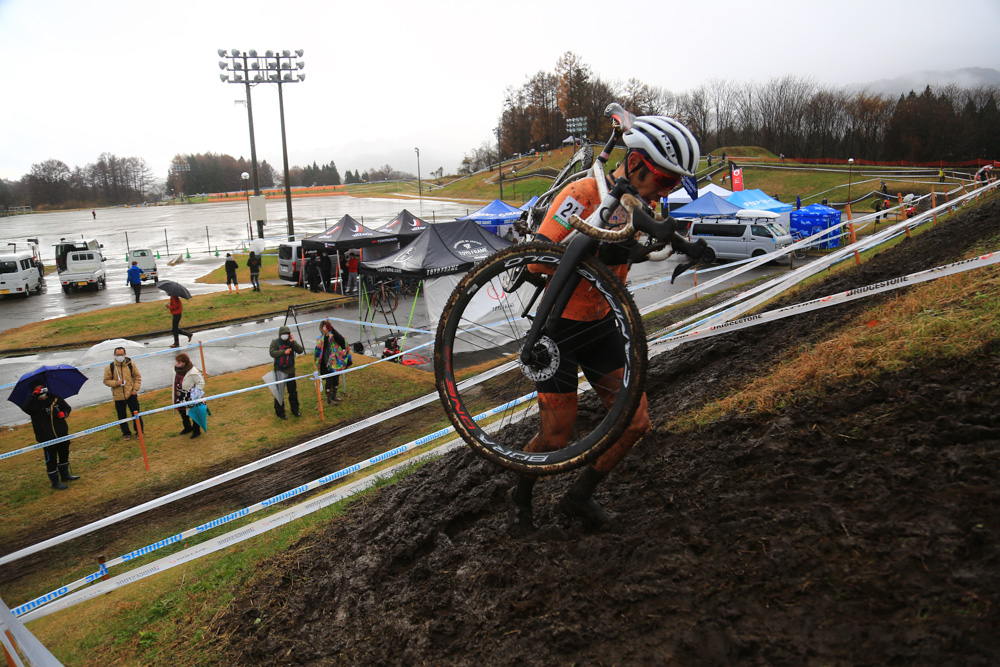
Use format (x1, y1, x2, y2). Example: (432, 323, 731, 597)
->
(552, 195, 585, 230)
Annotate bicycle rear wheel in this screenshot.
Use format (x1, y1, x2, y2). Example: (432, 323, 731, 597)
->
(434, 241, 647, 475)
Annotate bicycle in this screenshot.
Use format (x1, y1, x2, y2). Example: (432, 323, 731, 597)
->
(369, 279, 399, 314)
(435, 104, 707, 476)
(790, 230, 808, 259)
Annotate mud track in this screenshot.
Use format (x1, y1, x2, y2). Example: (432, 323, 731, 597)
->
(215, 202, 1000, 665)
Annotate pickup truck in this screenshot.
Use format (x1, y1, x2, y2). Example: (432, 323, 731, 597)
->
(55, 238, 107, 292)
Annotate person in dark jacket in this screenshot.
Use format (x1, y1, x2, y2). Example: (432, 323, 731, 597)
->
(269, 325, 304, 419)
(247, 251, 261, 292)
(319, 250, 333, 291)
(23, 383, 79, 490)
(225, 253, 240, 294)
(126, 261, 143, 303)
(304, 253, 323, 292)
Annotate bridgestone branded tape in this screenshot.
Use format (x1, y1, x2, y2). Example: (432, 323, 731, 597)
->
(650, 251, 999, 353)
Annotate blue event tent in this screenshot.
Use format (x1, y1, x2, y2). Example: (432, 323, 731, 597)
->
(670, 192, 743, 218)
(726, 189, 794, 230)
(789, 203, 842, 249)
(519, 195, 539, 211)
(457, 199, 524, 236)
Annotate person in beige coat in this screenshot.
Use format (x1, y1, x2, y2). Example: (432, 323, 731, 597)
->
(103, 346, 144, 440)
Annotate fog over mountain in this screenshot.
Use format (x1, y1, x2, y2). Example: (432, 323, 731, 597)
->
(854, 67, 1000, 97)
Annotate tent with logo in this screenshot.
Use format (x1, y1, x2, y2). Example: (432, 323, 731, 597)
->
(379, 209, 429, 247)
(725, 189, 794, 231)
(789, 203, 842, 249)
(358, 220, 519, 353)
(457, 199, 524, 238)
(301, 214, 400, 255)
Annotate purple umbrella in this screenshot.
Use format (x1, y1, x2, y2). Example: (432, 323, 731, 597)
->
(8, 365, 88, 412)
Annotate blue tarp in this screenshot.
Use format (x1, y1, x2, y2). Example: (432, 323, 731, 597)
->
(457, 199, 524, 222)
(671, 192, 743, 218)
(725, 189, 794, 213)
(789, 203, 842, 249)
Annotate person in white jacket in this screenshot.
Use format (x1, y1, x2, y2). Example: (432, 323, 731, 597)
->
(172, 352, 205, 439)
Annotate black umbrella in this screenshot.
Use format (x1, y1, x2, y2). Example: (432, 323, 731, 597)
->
(157, 280, 192, 299)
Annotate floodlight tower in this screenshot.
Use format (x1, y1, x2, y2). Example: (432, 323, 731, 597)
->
(218, 49, 264, 238)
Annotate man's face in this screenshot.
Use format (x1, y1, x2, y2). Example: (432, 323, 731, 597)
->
(628, 152, 681, 204)
(114, 347, 126, 357)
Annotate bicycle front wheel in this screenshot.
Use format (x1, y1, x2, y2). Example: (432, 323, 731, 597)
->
(434, 241, 647, 475)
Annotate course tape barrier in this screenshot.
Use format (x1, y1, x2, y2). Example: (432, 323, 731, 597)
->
(649, 250, 1000, 353)
(643, 181, 995, 339)
(0, 338, 437, 463)
(0, 345, 519, 567)
(14, 388, 540, 620)
(0, 311, 434, 391)
(0, 596, 62, 667)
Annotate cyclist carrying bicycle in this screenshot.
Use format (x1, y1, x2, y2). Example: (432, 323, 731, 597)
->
(509, 116, 700, 533)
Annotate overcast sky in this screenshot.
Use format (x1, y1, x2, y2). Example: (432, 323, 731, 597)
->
(1, 0, 998, 183)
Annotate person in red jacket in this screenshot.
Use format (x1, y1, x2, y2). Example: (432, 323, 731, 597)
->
(167, 295, 193, 348)
(346, 254, 359, 294)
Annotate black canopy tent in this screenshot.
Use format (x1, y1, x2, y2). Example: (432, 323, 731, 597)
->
(380, 209, 430, 247)
(301, 214, 399, 256)
(359, 219, 510, 278)
(355, 220, 516, 356)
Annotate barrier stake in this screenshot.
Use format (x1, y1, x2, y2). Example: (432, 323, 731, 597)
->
(2, 630, 16, 667)
(199, 342, 208, 378)
(134, 411, 150, 471)
(693, 271, 698, 300)
(932, 190, 937, 225)
(97, 555, 109, 581)
(897, 193, 903, 221)
(848, 222, 857, 245)
(315, 376, 325, 421)
(905, 225, 912, 239)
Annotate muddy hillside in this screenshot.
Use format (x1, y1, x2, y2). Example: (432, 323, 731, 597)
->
(217, 202, 1000, 666)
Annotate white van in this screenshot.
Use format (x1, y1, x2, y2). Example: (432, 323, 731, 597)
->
(0, 250, 42, 298)
(278, 242, 303, 282)
(687, 217, 793, 262)
(126, 248, 158, 283)
(54, 238, 107, 292)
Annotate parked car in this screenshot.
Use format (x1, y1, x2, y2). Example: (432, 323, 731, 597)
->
(686, 218, 793, 262)
(0, 249, 42, 298)
(278, 241, 303, 282)
(54, 238, 106, 292)
(126, 248, 158, 283)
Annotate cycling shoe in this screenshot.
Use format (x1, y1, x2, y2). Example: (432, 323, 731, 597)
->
(559, 493, 612, 530)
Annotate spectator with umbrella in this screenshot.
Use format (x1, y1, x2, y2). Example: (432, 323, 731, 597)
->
(8, 365, 87, 490)
(173, 352, 205, 439)
(158, 281, 194, 348)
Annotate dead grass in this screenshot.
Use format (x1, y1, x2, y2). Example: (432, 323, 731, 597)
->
(666, 263, 1000, 430)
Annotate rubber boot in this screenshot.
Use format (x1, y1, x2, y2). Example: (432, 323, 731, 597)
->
(58, 463, 80, 481)
(559, 466, 612, 529)
(332, 386, 341, 403)
(508, 475, 536, 536)
(190, 423, 202, 439)
(48, 471, 68, 490)
(180, 414, 193, 435)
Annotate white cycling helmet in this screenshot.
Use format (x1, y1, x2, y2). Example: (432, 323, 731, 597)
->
(623, 116, 700, 178)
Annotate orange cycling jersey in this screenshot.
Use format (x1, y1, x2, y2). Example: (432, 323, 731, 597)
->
(532, 176, 631, 321)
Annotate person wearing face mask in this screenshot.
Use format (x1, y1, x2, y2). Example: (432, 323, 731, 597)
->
(23, 382, 78, 490)
(102, 346, 144, 440)
(172, 353, 205, 439)
(269, 325, 304, 419)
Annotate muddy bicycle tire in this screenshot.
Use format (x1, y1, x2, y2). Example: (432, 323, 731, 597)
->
(373, 289, 398, 314)
(434, 242, 647, 475)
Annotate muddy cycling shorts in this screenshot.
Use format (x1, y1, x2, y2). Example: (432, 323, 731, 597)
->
(536, 314, 625, 394)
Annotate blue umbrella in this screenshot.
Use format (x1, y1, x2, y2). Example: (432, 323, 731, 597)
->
(8, 365, 88, 411)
